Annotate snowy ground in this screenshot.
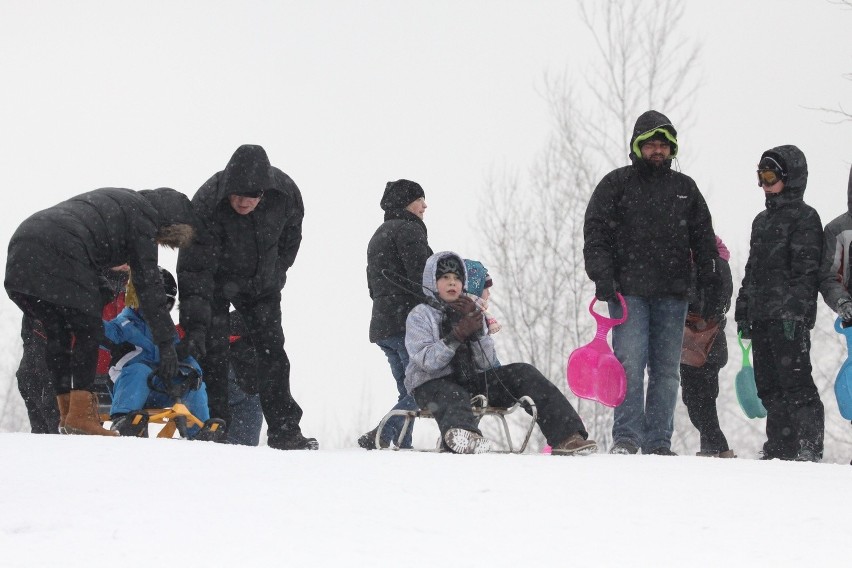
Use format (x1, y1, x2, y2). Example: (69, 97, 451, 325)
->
(1, 434, 850, 567)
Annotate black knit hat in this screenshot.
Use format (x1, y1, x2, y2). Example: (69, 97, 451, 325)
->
(380, 179, 425, 211)
(435, 257, 463, 279)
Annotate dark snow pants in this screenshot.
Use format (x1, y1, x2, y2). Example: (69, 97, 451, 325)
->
(203, 290, 304, 447)
(412, 362, 587, 447)
(680, 326, 730, 453)
(16, 315, 60, 434)
(751, 320, 824, 458)
(8, 292, 102, 393)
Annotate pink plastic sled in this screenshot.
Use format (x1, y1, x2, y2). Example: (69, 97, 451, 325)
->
(566, 294, 628, 407)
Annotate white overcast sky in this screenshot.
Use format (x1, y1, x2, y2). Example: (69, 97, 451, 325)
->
(1, 1, 850, 444)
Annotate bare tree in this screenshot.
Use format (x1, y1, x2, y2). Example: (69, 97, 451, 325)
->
(481, 0, 701, 450)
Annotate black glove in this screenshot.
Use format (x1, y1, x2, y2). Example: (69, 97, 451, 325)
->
(158, 342, 178, 380)
(737, 320, 751, 340)
(179, 329, 206, 360)
(450, 295, 478, 316)
(594, 279, 618, 303)
(782, 320, 798, 341)
(452, 313, 483, 342)
(838, 298, 852, 323)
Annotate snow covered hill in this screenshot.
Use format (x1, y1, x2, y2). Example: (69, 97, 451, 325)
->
(1, 434, 850, 567)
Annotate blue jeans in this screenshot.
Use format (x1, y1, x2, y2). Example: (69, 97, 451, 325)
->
(609, 296, 687, 452)
(226, 363, 263, 446)
(376, 333, 417, 447)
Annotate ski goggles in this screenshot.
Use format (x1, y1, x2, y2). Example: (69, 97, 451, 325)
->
(756, 168, 784, 187)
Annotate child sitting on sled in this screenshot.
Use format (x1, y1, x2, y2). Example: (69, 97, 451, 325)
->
(104, 267, 220, 440)
(404, 251, 596, 455)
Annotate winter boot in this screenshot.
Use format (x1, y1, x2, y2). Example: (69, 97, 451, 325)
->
(551, 433, 597, 456)
(358, 426, 390, 450)
(110, 411, 149, 437)
(609, 440, 639, 455)
(193, 418, 227, 442)
(793, 441, 822, 463)
(56, 393, 70, 434)
(443, 428, 491, 454)
(646, 447, 678, 456)
(270, 431, 320, 451)
(696, 449, 737, 458)
(64, 390, 118, 436)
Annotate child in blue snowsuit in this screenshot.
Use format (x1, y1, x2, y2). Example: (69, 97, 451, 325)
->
(105, 267, 211, 437)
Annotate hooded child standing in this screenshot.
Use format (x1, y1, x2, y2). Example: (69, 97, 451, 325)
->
(735, 145, 824, 462)
(583, 110, 720, 455)
(405, 251, 595, 455)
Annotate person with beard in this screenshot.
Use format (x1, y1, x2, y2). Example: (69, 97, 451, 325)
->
(177, 145, 317, 450)
(736, 146, 824, 462)
(359, 179, 431, 450)
(404, 251, 596, 455)
(583, 110, 720, 456)
(5, 188, 199, 436)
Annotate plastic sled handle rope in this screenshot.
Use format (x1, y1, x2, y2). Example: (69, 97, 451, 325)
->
(566, 293, 628, 408)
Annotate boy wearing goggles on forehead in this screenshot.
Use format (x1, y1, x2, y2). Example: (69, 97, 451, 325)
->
(735, 145, 824, 462)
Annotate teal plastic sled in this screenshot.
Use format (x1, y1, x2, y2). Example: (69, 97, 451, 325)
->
(735, 333, 767, 419)
(833, 318, 852, 420)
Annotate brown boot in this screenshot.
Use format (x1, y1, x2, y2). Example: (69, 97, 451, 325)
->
(56, 393, 71, 434)
(65, 390, 118, 436)
(551, 432, 597, 456)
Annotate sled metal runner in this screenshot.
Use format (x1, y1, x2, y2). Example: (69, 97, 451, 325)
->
(375, 395, 538, 453)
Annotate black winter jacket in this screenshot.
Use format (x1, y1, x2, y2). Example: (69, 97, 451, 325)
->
(367, 209, 432, 342)
(177, 146, 304, 334)
(584, 111, 718, 299)
(735, 145, 823, 328)
(5, 187, 196, 345)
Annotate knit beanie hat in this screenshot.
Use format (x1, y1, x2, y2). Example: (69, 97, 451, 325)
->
(436, 256, 463, 279)
(463, 259, 492, 297)
(380, 179, 425, 211)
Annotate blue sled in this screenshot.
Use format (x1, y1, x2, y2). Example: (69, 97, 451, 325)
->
(833, 318, 852, 420)
(735, 333, 767, 419)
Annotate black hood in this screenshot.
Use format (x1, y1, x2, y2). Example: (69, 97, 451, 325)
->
(629, 110, 678, 161)
(139, 187, 200, 229)
(761, 145, 808, 207)
(220, 144, 273, 198)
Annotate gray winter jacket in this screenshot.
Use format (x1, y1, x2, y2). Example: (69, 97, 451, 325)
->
(819, 164, 852, 312)
(404, 251, 496, 393)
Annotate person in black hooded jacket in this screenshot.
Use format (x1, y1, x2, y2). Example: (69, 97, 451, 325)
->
(358, 179, 432, 449)
(176, 144, 316, 450)
(5, 187, 198, 436)
(735, 145, 824, 462)
(584, 110, 720, 455)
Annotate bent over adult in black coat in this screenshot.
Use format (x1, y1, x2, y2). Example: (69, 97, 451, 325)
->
(5, 187, 198, 436)
(177, 144, 316, 450)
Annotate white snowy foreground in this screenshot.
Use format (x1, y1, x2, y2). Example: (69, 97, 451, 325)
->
(1, 434, 850, 567)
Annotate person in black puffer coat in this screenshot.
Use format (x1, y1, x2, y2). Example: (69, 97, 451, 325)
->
(5, 187, 198, 436)
(584, 110, 720, 456)
(358, 179, 432, 449)
(735, 145, 824, 462)
(177, 144, 316, 450)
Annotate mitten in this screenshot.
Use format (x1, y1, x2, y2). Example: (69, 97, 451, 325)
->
(450, 296, 478, 316)
(452, 313, 483, 342)
(594, 279, 618, 303)
(737, 320, 751, 340)
(697, 258, 722, 290)
(838, 298, 852, 322)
